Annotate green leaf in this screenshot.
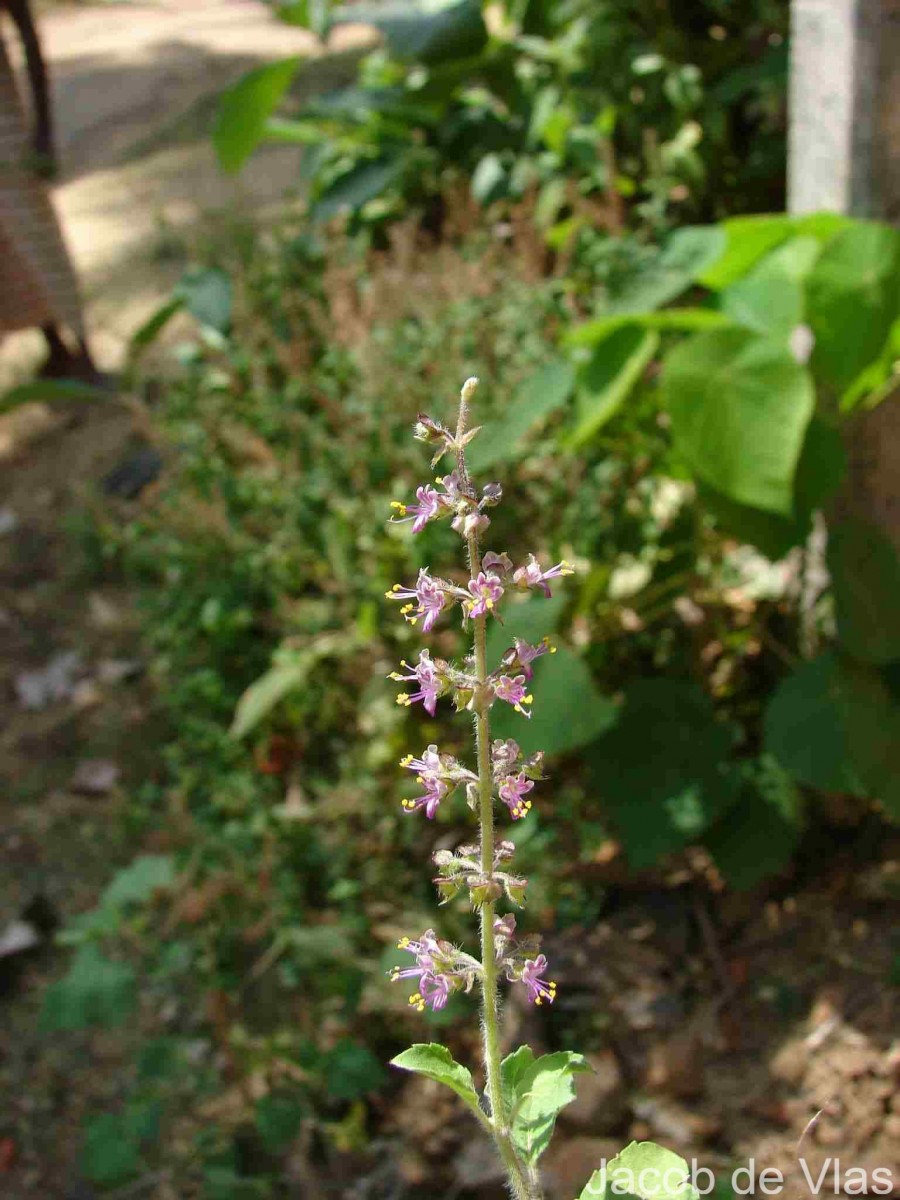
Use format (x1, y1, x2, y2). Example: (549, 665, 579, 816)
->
(256, 1095, 306, 1151)
(504, 1050, 590, 1166)
(566, 327, 657, 448)
(81, 1114, 141, 1186)
(130, 297, 185, 354)
(471, 152, 508, 204)
(806, 222, 900, 392)
(700, 415, 846, 559)
(0, 378, 104, 414)
(124, 1099, 163, 1145)
(100, 854, 176, 909)
(839, 658, 900, 819)
(276, 0, 333, 37)
(137, 1037, 180, 1082)
(840, 316, 900, 412)
(324, 1039, 386, 1099)
(664, 326, 815, 516)
(588, 679, 738, 868)
(699, 483, 806, 561)
(332, 0, 487, 64)
(719, 276, 803, 339)
(311, 155, 405, 222)
(231, 659, 313, 739)
(602, 226, 726, 316)
(390, 1043, 481, 1114)
(749, 234, 822, 285)
(490, 640, 618, 759)
(499, 1044, 537, 1101)
(566, 307, 729, 349)
(697, 214, 796, 290)
(176, 268, 233, 333)
(579, 1140, 699, 1200)
(214, 57, 302, 173)
(705, 758, 801, 890)
(40, 945, 136, 1031)
(468, 360, 574, 471)
(263, 116, 326, 145)
(764, 652, 864, 795)
(231, 632, 355, 738)
(828, 520, 900, 664)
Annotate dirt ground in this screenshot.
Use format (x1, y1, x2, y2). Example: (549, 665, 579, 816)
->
(1, 0, 370, 384)
(2, 4, 900, 1197)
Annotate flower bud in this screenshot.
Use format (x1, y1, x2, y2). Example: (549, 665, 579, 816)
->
(434, 877, 463, 904)
(469, 876, 503, 908)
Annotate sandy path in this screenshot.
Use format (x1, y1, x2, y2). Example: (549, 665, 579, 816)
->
(3, 0, 367, 373)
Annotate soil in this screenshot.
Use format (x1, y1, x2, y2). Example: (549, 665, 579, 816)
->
(1, 4, 899, 1198)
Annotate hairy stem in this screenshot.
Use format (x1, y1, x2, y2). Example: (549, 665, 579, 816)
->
(458, 381, 538, 1200)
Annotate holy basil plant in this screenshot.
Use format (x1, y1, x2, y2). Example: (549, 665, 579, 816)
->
(381, 379, 684, 1197)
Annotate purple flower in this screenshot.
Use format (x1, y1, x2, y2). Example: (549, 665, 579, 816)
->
(510, 636, 554, 679)
(392, 931, 442, 979)
(499, 772, 534, 820)
(520, 955, 557, 1006)
(491, 738, 522, 776)
(493, 914, 517, 957)
(391, 485, 448, 533)
(482, 551, 513, 576)
(402, 777, 448, 819)
(467, 571, 504, 618)
(386, 568, 448, 632)
(390, 650, 444, 716)
(390, 929, 470, 1012)
(399, 745, 477, 818)
(416, 971, 452, 1011)
(513, 554, 575, 598)
(493, 674, 533, 718)
(452, 511, 491, 537)
(399, 745, 443, 779)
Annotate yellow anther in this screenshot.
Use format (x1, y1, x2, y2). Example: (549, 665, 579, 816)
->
(399, 754, 413, 767)
(397, 694, 411, 706)
(397, 937, 410, 948)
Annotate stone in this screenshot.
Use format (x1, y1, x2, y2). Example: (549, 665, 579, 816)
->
(645, 1034, 706, 1099)
(560, 1049, 628, 1134)
(632, 1097, 722, 1146)
(70, 759, 120, 796)
(15, 652, 82, 709)
(541, 1136, 622, 1200)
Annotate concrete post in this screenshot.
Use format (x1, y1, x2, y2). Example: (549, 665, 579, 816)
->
(789, 0, 900, 219)
(789, 1, 900, 554)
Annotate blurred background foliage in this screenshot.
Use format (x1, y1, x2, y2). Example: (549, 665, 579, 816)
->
(218, 0, 788, 234)
(29, 0, 900, 1194)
